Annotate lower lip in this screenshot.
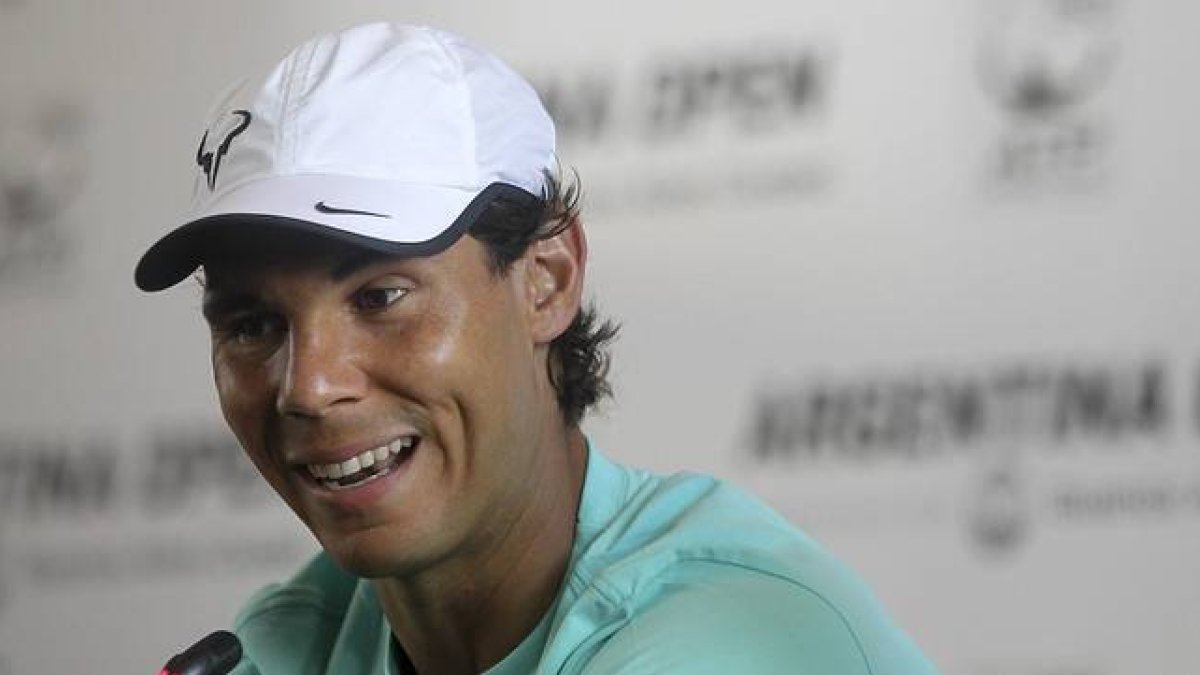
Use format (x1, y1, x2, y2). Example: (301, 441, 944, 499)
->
(301, 445, 418, 510)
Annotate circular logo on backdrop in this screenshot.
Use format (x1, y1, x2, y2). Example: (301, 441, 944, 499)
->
(0, 99, 86, 283)
(979, 0, 1118, 118)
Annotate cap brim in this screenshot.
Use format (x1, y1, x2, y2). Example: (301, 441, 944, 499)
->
(134, 181, 536, 292)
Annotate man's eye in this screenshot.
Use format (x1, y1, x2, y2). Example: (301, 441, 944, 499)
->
(354, 286, 409, 311)
(225, 314, 284, 344)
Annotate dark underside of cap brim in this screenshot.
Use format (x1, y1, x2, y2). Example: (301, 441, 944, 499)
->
(134, 182, 537, 292)
(133, 213, 471, 292)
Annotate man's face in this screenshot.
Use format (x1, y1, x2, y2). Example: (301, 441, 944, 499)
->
(202, 231, 561, 578)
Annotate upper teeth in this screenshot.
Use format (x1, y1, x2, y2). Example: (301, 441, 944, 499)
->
(309, 437, 415, 480)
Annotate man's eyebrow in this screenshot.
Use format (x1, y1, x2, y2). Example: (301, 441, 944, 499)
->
(198, 251, 397, 320)
(201, 289, 259, 322)
(330, 251, 392, 281)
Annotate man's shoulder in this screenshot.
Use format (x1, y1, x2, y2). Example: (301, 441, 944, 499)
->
(573, 461, 836, 590)
(579, 565, 875, 674)
(554, 456, 939, 674)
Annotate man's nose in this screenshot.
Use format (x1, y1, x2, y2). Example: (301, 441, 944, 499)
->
(276, 323, 367, 417)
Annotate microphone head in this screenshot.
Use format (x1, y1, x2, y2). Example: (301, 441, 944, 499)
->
(161, 630, 243, 675)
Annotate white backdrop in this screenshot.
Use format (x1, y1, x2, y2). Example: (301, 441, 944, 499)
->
(1, 0, 1198, 673)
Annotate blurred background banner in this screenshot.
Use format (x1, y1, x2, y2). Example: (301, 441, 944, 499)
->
(1, 0, 1197, 673)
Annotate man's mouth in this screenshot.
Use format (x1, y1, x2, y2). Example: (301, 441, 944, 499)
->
(306, 436, 419, 491)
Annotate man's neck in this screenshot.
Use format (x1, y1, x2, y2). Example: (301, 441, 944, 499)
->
(373, 428, 588, 675)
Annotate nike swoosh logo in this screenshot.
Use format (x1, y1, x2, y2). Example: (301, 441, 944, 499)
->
(314, 201, 392, 218)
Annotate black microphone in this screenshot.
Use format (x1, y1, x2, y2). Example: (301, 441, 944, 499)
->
(160, 630, 242, 675)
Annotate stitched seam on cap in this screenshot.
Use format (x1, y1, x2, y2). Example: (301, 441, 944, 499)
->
(430, 30, 479, 188)
(279, 40, 317, 171)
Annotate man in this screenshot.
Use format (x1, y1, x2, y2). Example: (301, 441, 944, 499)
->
(137, 22, 938, 675)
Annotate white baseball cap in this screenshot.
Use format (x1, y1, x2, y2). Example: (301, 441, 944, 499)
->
(135, 22, 555, 291)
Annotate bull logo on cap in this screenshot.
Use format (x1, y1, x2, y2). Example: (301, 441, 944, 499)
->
(195, 109, 252, 191)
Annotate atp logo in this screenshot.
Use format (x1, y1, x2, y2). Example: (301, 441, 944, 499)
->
(979, 0, 1118, 119)
(976, 0, 1119, 191)
(195, 110, 251, 191)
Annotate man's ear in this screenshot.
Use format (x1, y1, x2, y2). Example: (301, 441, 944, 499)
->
(524, 216, 587, 345)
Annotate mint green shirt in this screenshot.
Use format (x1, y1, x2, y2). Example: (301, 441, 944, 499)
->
(230, 446, 938, 674)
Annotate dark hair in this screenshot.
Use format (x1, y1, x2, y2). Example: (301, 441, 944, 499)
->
(468, 171, 619, 426)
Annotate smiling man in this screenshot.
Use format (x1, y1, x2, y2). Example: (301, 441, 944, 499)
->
(136, 22, 937, 675)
